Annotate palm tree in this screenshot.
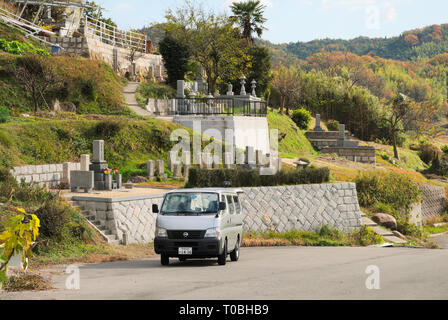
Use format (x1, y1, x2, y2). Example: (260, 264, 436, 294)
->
(230, 0, 267, 45)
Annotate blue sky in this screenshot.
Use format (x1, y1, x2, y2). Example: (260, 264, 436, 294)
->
(95, 0, 448, 43)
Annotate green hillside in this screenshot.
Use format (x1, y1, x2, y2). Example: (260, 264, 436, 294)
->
(267, 23, 448, 62)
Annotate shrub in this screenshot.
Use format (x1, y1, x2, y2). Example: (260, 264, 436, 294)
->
(34, 198, 71, 241)
(418, 143, 441, 165)
(186, 167, 330, 188)
(356, 172, 421, 213)
(442, 145, 448, 154)
(352, 225, 384, 246)
(291, 109, 312, 130)
(0, 106, 9, 123)
(136, 82, 176, 100)
(326, 119, 340, 131)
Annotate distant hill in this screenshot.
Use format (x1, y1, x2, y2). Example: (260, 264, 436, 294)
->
(259, 23, 448, 63)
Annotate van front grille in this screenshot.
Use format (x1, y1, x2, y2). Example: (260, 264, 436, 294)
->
(168, 230, 205, 240)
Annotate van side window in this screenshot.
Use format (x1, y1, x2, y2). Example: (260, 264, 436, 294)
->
(226, 195, 235, 215)
(233, 196, 241, 215)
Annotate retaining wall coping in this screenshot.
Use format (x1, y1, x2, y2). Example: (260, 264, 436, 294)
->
(72, 193, 166, 203)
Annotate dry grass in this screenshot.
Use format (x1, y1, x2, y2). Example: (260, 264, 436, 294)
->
(2, 270, 52, 292)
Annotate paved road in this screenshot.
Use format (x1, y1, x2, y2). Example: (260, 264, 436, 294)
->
(2, 246, 447, 300)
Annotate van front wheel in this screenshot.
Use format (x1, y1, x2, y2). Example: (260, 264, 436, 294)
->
(218, 240, 227, 266)
(161, 254, 169, 266)
(230, 238, 240, 262)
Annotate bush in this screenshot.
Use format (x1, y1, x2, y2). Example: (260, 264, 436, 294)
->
(186, 167, 330, 188)
(136, 82, 176, 101)
(418, 143, 441, 165)
(0, 106, 9, 123)
(291, 109, 312, 130)
(356, 172, 421, 213)
(326, 119, 340, 131)
(35, 199, 71, 241)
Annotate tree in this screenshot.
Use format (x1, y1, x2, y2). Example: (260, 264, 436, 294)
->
(163, 1, 249, 94)
(12, 55, 59, 113)
(246, 46, 272, 97)
(383, 94, 412, 160)
(271, 66, 301, 114)
(230, 0, 267, 45)
(159, 35, 191, 88)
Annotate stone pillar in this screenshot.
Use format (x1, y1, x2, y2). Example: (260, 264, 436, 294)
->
(62, 162, 71, 185)
(156, 160, 167, 180)
(116, 174, 122, 189)
(224, 152, 234, 169)
(177, 80, 185, 99)
(173, 164, 182, 179)
(105, 174, 113, 191)
(203, 153, 213, 170)
(183, 165, 190, 182)
(168, 151, 177, 173)
(182, 151, 191, 166)
(245, 146, 256, 166)
(256, 150, 264, 166)
(80, 154, 90, 171)
(338, 124, 346, 147)
(235, 150, 245, 165)
(92, 140, 105, 163)
(315, 114, 324, 132)
(146, 160, 155, 180)
(277, 158, 283, 172)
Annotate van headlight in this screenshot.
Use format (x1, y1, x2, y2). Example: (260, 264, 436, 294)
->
(156, 227, 168, 238)
(204, 228, 220, 238)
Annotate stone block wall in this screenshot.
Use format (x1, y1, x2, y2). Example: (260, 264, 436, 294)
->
(73, 195, 163, 244)
(419, 184, 446, 219)
(240, 183, 362, 233)
(321, 147, 376, 164)
(39, 36, 89, 56)
(10, 163, 81, 188)
(72, 183, 362, 244)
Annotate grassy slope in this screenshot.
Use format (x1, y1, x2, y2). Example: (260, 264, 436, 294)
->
(0, 117, 186, 180)
(0, 52, 131, 115)
(267, 111, 316, 159)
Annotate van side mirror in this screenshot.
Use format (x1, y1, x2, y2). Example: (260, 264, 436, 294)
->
(152, 204, 159, 214)
(219, 202, 226, 211)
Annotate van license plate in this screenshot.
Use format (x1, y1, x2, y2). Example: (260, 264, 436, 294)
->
(178, 247, 192, 255)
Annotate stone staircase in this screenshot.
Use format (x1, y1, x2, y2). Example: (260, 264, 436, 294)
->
(361, 212, 407, 244)
(68, 200, 120, 245)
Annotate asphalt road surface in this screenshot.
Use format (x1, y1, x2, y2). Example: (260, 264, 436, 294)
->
(2, 246, 447, 300)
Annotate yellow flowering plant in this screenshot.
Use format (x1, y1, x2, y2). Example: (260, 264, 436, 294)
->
(0, 208, 40, 286)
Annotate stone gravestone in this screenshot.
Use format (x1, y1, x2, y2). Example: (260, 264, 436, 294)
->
(338, 124, 346, 147)
(224, 152, 234, 169)
(156, 160, 167, 180)
(80, 154, 90, 171)
(173, 164, 182, 179)
(177, 80, 185, 99)
(245, 146, 256, 168)
(314, 114, 324, 132)
(62, 162, 71, 185)
(89, 140, 109, 190)
(146, 160, 155, 181)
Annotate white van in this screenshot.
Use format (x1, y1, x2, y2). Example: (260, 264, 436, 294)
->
(153, 188, 244, 266)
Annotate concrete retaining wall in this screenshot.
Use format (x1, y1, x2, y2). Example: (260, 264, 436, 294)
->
(72, 183, 362, 244)
(174, 115, 271, 155)
(420, 184, 446, 219)
(39, 35, 166, 79)
(10, 163, 81, 188)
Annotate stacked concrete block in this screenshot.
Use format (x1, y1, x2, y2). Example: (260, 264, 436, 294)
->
(12, 162, 81, 187)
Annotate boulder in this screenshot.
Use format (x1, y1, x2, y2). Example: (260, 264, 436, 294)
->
(372, 213, 397, 230)
(392, 231, 407, 240)
(127, 176, 148, 184)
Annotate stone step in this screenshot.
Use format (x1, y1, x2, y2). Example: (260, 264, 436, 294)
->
(372, 226, 394, 237)
(383, 235, 407, 244)
(361, 216, 377, 227)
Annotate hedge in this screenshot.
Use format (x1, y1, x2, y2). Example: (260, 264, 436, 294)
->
(185, 167, 330, 188)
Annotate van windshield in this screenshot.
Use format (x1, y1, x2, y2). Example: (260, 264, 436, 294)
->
(161, 192, 220, 214)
